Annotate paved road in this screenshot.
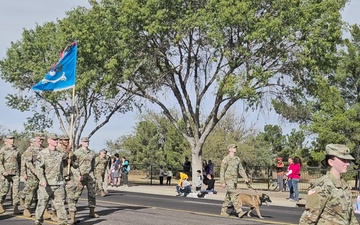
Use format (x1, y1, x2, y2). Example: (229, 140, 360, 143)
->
(1, 189, 359, 225)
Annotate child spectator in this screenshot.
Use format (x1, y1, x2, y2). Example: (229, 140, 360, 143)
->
(194, 170, 203, 191)
(165, 167, 173, 185)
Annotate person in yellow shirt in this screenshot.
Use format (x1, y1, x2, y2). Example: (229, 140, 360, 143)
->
(176, 172, 191, 196)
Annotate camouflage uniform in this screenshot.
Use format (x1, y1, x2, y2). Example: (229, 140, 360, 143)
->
(73, 139, 97, 209)
(219, 144, 249, 216)
(94, 151, 109, 194)
(20, 143, 42, 210)
(0, 142, 21, 209)
(34, 134, 67, 225)
(299, 144, 359, 225)
(58, 144, 80, 212)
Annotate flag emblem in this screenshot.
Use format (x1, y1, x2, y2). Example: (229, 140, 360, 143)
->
(32, 43, 77, 91)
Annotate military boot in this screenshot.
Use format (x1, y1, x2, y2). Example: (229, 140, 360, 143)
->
(69, 211, 81, 224)
(13, 205, 20, 215)
(43, 209, 52, 219)
(100, 190, 106, 197)
(23, 208, 31, 217)
(51, 210, 58, 221)
(220, 211, 229, 217)
(0, 204, 5, 214)
(89, 208, 99, 218)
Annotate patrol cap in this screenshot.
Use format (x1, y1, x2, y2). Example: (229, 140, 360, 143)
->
(6, 135, 14, 139)
(227, 144, 237, 149)
(59, 134, 70, 140)
(48, 133, 59, 140)
(325, 144, 354, 160)
(100, 149, 107, 154)
(34, 132, 45, 139)
(81, 137, 89, 142)
(30, 138, 36, 143)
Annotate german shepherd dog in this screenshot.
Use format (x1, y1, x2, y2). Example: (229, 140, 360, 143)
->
(228, 193, 272, 219)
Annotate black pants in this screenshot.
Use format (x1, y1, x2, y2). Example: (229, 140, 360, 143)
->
(166, 177, 171, 185)
(159, 176, 164, 185)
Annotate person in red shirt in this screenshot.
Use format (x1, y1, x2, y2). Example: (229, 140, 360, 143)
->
(288, 156, 301, 202)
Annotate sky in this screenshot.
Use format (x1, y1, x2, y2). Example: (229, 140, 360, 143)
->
(0, 0, 359, 151)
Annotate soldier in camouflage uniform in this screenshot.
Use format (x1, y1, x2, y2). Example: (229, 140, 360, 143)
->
(94, 149, 109, 197)
(0, 135, 21, 215)
(20, 133, 44, 217)
(34, 133, 68, 225)
(73, 137, 99, 218)
(299, 144, 359, 225)
(219, 144, 249, 218)
(58, 134, 81, 225)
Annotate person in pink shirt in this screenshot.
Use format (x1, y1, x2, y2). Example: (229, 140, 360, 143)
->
(285, 157, 294, 200)
(288, 156, 301, 202)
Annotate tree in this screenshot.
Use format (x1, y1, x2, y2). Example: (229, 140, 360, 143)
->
(113, 111, 189, 172)
(275, 24, 360, 164)
(0, 5, 135, 145)
(98, 0, 348, 178)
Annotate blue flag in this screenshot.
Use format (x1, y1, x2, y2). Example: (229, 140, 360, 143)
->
(32, 43, 77, 91)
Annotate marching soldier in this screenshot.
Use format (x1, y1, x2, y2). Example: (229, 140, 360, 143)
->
(73, 137, 99, 218)
(19, 133, 48, 218)
(219, 144, 249, 218)
(0, 135, 21, 215)
(58, 134, 80, 225)
(34, 133, 68, 225)
(299, 144, 359, 224)
(94, 149, 109, 197)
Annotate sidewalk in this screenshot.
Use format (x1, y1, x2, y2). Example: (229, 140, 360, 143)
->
(106, 184, 306, 208)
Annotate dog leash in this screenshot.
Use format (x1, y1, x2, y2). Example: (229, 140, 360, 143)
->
(246, 181, 259, 194)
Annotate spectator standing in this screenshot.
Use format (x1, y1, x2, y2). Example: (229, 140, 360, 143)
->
(113, 154, 121, 187)
(165, 167, 173, 185)
(121, 157, 130, 187)
(207, 160, 214, 175)
(159, 166, 165, 185)
(276, 157, 285, 192)
(289, 156, 301, 202)
(285, 157, 294, 200)
(299, 144, 358, 224)
(182, 156, 191, 177)
(108, 157, 116, 186)
(355, 191, 360, 214)
(202, 160, 208, 175)
(219, 144, 249, 218)
(194, 170, 203, 191)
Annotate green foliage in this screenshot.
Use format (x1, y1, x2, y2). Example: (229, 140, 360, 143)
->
(0, 4, 135, 144)
(109, 111, 189, 170)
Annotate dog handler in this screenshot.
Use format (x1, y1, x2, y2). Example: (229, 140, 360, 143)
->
(299, 144, 358, 225)
(219, 144, 249, 218)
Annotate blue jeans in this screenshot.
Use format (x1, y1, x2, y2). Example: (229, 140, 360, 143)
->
(292, 179, 299, 201)
(288, 179, 294, 199)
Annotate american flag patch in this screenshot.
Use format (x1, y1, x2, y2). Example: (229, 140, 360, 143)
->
(308, 189, 316, 195)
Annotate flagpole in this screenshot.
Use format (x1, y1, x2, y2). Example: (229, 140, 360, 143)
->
(66, 86, 76, 180)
